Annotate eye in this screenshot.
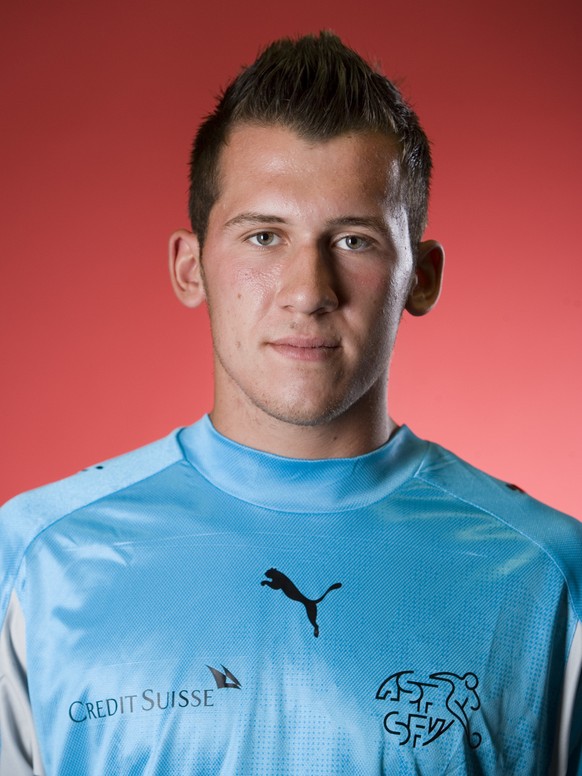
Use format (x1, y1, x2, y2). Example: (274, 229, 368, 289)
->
(248, 231, 280, 247)
(336, 234, 370, 251)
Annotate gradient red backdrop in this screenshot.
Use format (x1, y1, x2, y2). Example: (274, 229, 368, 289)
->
(1, 0, 580, 517)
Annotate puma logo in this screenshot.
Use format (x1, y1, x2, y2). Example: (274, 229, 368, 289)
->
(261, 568, 342, 637)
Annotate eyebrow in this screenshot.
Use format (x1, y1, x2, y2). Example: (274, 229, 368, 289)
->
(223, 212, 389, 236)
(326, 216, 390, 237)
(224, 213, 287, 230)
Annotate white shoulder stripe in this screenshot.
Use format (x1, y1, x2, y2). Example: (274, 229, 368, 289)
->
(0, 591, 45, 775)
(551, 621, 582, 775)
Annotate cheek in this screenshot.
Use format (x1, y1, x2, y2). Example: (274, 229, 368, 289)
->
(340, 265, 387, 310)
(349, 267, 400, 318)
(386, 264, 414, 312)
(231, 264, 277, 308)
(350, 268, 410, 346)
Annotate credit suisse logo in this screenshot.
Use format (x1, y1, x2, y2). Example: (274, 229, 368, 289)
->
(68, 665, 241, 723)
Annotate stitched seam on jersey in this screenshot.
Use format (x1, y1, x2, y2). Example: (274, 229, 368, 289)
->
(412, 440, 432, 479)
(415, 473, 582, 622)
(10, 461, 181, 589)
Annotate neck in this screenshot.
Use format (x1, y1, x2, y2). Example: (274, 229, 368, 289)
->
(210, 386, 396, 460)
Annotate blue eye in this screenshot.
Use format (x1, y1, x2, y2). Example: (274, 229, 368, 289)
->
(338, 235, 369, 251)
(249, 232, 279, 246)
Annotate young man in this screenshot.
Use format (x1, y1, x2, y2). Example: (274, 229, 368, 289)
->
(1, 33, 581, 775)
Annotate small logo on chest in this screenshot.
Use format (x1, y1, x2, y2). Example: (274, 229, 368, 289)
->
(376, 670, 482, 749)
(206, 665, 242, 689)
(261, 567, 342, 637)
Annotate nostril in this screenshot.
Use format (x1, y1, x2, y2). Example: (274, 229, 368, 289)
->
(276, 260, 339, 314)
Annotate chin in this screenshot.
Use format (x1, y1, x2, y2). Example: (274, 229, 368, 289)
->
(254, 393, 350, 429)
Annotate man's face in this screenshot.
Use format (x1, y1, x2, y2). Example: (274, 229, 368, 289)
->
(182, 124, 423, 439)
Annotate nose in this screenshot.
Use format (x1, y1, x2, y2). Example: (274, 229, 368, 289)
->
(276, 242, 339, 315)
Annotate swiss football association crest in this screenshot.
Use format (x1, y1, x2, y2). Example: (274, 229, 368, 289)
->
(376, 670, 482, 749)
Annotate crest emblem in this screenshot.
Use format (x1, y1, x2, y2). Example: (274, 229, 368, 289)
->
(376, 670, 482, 749)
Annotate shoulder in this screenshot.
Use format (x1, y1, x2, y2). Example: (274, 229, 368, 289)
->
(1, 428, 186, 527)
(0, 428, 186, 624)
(414, 436, 582, 616)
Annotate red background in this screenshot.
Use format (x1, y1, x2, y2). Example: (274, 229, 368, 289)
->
(1, 0, 580, 517)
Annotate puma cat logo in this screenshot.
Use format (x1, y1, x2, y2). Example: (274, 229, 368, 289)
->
(261, 568, 342, 637)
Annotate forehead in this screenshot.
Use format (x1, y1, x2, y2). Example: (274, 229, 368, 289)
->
(213, 123, 403, 215)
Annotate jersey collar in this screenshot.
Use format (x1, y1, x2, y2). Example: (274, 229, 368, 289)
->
(178, 415, 428, 513)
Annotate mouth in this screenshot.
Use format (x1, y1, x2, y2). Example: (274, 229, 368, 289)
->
(267, 336, 340, 362)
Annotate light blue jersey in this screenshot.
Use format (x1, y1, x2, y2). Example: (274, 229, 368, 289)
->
(1, 417, 581, 774)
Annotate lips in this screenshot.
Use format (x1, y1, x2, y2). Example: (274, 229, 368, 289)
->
(267, 336, 340, 361)
(270, 336, 339, 348)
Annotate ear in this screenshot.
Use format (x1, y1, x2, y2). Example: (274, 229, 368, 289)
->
(169, 229, 206, 308)
(405, 239, 445, 316)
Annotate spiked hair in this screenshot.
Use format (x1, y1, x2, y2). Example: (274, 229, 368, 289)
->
(188, 32, 432, 252)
